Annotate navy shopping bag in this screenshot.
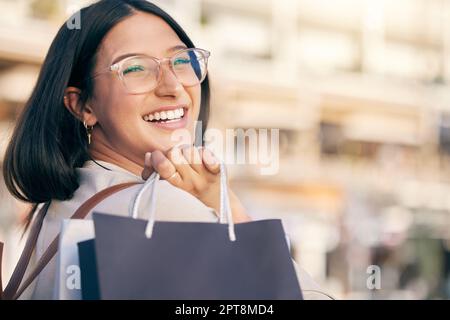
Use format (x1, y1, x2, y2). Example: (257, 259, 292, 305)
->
(79, 213, 302, 300)
(78, 164, 303, 300)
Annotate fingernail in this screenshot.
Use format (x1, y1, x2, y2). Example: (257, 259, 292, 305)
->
(151, 150, 166, 166)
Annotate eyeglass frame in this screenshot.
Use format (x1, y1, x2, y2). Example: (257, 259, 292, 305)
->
(89, 48, 211, 94)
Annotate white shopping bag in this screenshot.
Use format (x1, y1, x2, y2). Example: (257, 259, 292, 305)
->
(53, 219, 94, 300)
(52, 178, 155, 300)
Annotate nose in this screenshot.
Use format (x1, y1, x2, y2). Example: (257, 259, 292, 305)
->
(153, 63, 183, 98)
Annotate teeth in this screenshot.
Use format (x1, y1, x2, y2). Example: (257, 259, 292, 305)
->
(143, 107, 185, 122)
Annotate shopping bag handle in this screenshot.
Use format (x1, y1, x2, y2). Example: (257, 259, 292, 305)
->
(130, 161, 236, 241)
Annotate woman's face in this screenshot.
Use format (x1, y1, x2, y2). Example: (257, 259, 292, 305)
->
(87, 12, 201, 165)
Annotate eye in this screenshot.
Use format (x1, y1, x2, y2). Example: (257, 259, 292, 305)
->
(123, 65, 145, 75)
(173, 58, 190, 66)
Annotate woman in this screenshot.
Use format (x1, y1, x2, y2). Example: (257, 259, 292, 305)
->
(3, 0, 331, 299)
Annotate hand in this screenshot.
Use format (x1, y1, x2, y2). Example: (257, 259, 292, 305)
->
(141, 145, 251, 223)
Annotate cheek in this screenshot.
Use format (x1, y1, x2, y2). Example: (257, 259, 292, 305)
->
(186, 85, 201, 119)
(92, 78, 141, 131)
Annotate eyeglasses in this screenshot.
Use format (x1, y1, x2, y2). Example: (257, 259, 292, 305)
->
(91, 48, 210, 94)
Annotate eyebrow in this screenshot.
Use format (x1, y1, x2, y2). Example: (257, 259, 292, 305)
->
(111, 44, 188, 65)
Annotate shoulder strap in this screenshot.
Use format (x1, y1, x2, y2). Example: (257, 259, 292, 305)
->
(1, 202, 50, 300)
(0, 242, 3, 299)
(1, 181, 140, 300)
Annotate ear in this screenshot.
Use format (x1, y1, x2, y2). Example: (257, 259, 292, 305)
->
(63, 87, 97, 126)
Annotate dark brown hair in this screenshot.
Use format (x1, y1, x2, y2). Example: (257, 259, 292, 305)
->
(3, 0, 210, 209)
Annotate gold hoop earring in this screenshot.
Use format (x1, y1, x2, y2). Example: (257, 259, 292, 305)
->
(83, 121, 94, 145)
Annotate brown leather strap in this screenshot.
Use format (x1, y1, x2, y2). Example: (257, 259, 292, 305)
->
(3, 181, 140, 300)
(2, 202, 51, 300)
(0, 242, 3, 300)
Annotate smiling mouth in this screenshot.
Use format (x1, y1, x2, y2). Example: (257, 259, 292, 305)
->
(142, 107, 186, 123)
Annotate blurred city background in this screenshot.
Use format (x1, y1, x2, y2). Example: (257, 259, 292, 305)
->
(1, 0, 450, 299)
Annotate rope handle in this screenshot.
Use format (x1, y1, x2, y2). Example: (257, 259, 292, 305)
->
(130, 162, 236, 241)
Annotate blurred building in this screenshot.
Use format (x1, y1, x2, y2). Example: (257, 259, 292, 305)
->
(1, 0, 450, 299)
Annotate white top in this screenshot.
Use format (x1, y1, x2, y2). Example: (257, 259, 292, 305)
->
(18, 160, 332, 300)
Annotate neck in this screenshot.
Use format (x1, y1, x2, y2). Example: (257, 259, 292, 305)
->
(88, 140, 146, 178)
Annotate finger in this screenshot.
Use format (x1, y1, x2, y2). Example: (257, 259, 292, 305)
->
(150, 150, 183, 186)
(141, 152, 153, 180)
(180, 145, 203, 174)
(166, 146, 196, 182)
(201, 148, 220, 174)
